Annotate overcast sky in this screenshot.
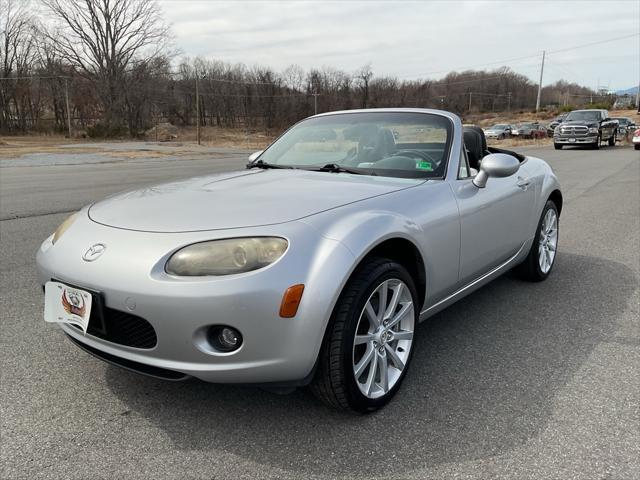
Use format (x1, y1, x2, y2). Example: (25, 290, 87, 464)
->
(159, 0, 639, 91)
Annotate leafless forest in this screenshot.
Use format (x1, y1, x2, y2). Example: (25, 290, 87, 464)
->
(1, 0, 605, 137)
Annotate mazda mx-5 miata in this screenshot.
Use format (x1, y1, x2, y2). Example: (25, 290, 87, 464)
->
(37, 109, 562, 412)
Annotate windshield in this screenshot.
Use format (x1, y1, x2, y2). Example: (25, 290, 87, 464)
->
(491, 124, 507, 129)
(257, 112, 453, 178)
(518, 123, 535, 128)
(565, 111, 602, 122)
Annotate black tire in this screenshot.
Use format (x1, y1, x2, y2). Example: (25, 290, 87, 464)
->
(554, 143, 563, 150)
(608, 133, 616, 147)
(310, 257, 419, 413)
(515, 200, 559, 282)
(591, 135, 600, 150)
(635, 144, 640, 151)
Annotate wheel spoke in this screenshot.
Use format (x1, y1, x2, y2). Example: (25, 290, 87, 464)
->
(383, 282, 403, 320)
(354, 334, 373, 345)
(377, 351, 389, 393)
(392, 329, 413, 341)
(545, 248, 553, 268)
(377, 281, 388, 323)
(365, 301, 379, 328)
(387, 301, 412, 329)
(354, 345, 375, 378)
(385, 344, 405, 371)
(364, 350, 378, 395)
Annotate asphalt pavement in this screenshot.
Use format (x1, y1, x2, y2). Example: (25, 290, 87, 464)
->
(1, 143, 638, 479)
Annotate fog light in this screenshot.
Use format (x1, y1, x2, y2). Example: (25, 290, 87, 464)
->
(207, 325, 243, 352)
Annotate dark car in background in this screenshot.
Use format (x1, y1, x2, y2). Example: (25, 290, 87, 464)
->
(553, 109, 618, 150)
(547, 114, 567, 137)
(611, 117, 636, 140)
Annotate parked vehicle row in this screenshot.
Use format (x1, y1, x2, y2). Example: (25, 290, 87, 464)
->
(485, 110, 638, 150)
(483, 122, 546, 140)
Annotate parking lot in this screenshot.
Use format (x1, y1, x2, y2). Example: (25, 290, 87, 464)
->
(1, 143, 638, 479)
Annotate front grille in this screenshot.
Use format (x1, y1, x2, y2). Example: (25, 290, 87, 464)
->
(72, 306, 157, 349)
(560, 126, 589, 136)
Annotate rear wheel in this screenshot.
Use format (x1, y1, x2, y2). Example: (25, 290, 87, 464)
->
(554, 143, 563, 150)
(515, 200, 559, 282)
(310, 258, 418, 413)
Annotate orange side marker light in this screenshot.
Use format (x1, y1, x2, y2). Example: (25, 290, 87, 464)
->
(279, 284, 305, 318)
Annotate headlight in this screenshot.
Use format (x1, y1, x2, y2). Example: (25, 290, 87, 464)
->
(588, 127, 599, 134)
(166, 237, 288, 276)
(52, 212, 78, 244)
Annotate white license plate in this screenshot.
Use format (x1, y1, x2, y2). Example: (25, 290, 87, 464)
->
(568, 138, 576, 143)
(44, 281, 93, 333)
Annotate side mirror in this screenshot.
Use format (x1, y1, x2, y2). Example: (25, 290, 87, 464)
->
(248, 150, 263, 162)
(473, 153, 520, 188)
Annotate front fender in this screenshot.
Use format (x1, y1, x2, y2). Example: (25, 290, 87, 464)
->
(301, 181, 460, 311)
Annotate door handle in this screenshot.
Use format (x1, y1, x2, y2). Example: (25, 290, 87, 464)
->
(516, 177, 530, 190)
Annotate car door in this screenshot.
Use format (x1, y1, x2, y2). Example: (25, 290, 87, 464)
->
(449, 159, 536, 285)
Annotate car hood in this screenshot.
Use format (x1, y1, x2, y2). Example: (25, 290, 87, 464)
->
(562, 120, 599, 127)
(88, 169, 422, 232)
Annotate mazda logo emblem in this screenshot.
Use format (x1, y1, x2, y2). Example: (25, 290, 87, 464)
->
(83, 243, 106, 262)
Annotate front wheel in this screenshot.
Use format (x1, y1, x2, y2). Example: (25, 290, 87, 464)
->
(515, 200, 559, 282)
(635, 144, 640, 151)
(554, 143, 563, 150)
(310, 258, 418, 412)
(608, 133, 616, 147)
(592, 135, 601, 150)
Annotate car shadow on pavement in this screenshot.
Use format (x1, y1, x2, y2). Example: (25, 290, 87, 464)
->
(105, 252, 636, 478)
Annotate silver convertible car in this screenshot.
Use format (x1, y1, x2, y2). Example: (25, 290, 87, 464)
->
(37, 109, 562, 413)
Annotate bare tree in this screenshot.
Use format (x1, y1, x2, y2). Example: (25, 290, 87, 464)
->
(40, 0, 170, 131)
(354, 63, 373, 109)
(0, 0, 38, 130)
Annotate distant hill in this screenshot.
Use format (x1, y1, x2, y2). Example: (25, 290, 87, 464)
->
(616, 86, 639, 96)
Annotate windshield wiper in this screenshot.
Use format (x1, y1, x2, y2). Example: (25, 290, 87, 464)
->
(246, 160, 295, 170)
(310, 163, 369, 175)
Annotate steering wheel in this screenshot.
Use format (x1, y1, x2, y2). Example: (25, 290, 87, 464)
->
(393, 149, 438, 164)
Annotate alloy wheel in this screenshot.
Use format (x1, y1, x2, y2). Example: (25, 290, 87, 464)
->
(352, 279, 414, 399)
(538, 209, 558, 274)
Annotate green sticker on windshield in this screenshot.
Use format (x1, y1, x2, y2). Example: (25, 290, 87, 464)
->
(416, 161, 433, 171)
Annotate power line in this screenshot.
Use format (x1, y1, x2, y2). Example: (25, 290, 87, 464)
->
(401, 32, 639, 80)
(547, 33, 640, 55)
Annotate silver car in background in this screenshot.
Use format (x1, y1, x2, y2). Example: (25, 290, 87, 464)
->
(37, 109, 562, 412)
(483, 123, 512, 139)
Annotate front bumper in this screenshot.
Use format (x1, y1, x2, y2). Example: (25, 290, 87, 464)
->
(37, 211, 355, 384)
(553, 135, 598, 144)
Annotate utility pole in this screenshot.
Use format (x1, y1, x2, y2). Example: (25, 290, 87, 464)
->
(312, 92, 319, 115)
(195, 70, 201, 145)
(64, 78, 72, 138)
(535, 50, 545, 112)
(468, 92, 472, 113)
(507, 92, 512, 112)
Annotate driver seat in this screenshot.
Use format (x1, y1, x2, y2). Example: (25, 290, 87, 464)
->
(463, 126, 488, 170)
